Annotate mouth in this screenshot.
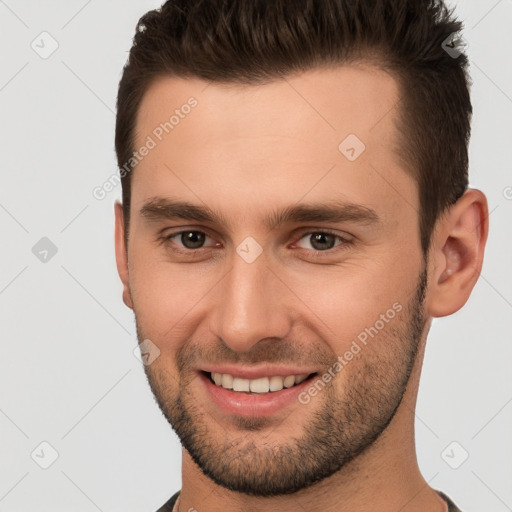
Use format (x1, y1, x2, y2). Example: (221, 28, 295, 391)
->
(198, 366, 321, 417)
(202, 370, 318, 394)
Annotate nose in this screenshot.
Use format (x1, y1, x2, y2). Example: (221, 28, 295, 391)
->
(208, 247, 293, 353)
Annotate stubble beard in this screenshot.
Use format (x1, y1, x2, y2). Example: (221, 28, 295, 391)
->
(138, 266, 428, 496)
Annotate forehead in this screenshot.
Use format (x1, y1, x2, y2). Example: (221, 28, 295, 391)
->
(131, 66, 415, 229)
(135, 65, 400, 149)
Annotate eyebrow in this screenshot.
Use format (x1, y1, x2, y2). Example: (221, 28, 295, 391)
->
(139, 197, 381, 230)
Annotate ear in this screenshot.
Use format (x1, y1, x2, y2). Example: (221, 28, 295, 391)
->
(426, 189, 489, 317)
(114, 201, 134, 309)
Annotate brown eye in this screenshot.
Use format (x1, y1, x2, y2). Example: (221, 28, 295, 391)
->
(163, 230, 218, 252)
(178, 231, 206, 249)
(295, 232, 344, 251)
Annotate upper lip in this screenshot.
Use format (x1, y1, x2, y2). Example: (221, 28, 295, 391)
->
(199, 365, 318, 380)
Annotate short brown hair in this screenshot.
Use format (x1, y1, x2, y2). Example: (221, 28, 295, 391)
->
(115, 0, 471, 254)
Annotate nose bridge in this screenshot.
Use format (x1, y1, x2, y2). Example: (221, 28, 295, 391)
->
(209, 249, 292, 352)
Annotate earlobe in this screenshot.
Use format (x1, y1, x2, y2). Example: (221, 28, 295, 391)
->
(114, 201, 134, 310)
(426, 189, 489, 318)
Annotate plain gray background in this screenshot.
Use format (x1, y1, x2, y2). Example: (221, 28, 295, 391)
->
(0, 1, 511, 511)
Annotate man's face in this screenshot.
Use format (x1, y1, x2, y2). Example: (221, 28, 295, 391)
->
(121, 66, 429, 495)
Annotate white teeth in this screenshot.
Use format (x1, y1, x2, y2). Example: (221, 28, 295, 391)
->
(221, 373, 233, 389)
(269, 376, 284, 392)
(210, 372, 310, 393)
(249, 377, 270, 393)
(295, 374, 308, 384)
(233, 377, 250, 392)
(283, 375, 295, 388)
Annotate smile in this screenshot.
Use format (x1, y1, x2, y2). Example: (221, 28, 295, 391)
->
(208, 371, 313, 394)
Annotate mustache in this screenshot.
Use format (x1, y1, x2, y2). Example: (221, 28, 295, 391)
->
(175, 337, 336, 372)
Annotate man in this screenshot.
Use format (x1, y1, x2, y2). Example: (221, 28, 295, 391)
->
(114, 1, 488, 510)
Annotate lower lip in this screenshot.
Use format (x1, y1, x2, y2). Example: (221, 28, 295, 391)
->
(199, 372, 315, 418)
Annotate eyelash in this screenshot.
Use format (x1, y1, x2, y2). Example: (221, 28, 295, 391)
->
(159, 229, 353, 259)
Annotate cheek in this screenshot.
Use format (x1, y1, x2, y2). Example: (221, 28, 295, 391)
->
(128, 250, 211, 339)
(287, 255, 418, 354)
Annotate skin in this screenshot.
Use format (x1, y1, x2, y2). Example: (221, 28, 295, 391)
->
(114, 66, 488, 512)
